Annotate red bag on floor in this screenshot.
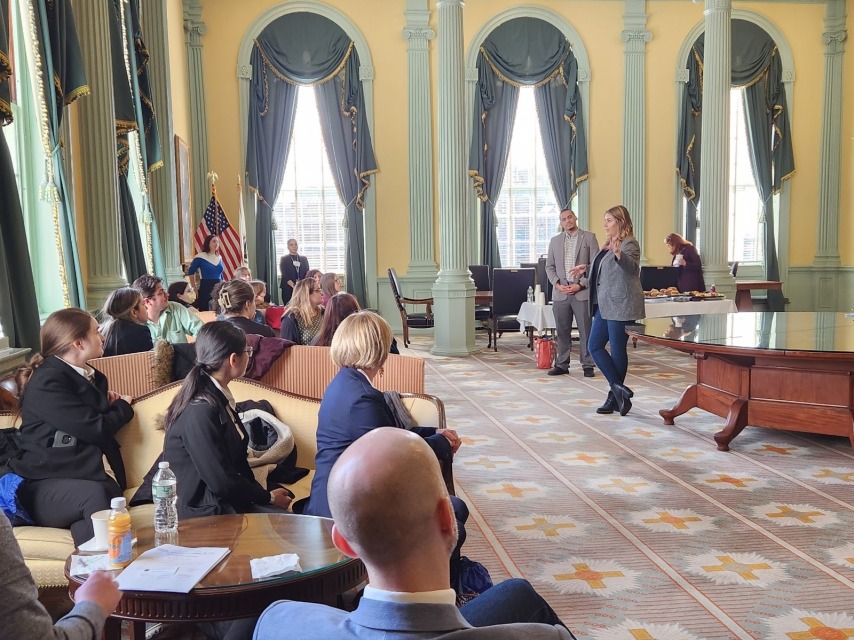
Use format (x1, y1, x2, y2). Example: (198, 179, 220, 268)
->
(534, 336, 556, 369)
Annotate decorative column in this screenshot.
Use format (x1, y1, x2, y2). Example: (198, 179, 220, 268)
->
(143, 0, 184, 283)
(432, 0, 475, 356)
(698, 0, 735, 294)
(75, 0, 126, 305)
(621, 0, 651, 262)
(183, 0, 209, 226)
(404, 0, 439, 285)
(813, 0, 847, 310)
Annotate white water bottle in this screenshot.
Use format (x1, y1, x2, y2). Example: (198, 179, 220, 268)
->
(152, 461, 178, 534)
(527, 286, 534, 303)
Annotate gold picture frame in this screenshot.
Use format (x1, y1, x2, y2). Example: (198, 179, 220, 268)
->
(175, 135, 194, 265)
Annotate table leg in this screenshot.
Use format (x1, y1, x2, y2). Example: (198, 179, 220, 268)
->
(103, 617, 122, 640)
(660, 384, 698, 425)
(713, 399, 749, 452)
(734, 289, 753, 311)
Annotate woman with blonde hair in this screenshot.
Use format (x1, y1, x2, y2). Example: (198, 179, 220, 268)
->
(665, 231, 705, 292)
(571, 205, 644, 416)
(100, 287, 153, 357)
(219, 279, 275, 338)
(9, 309, 133, 545)
(279, 277, 323, 344)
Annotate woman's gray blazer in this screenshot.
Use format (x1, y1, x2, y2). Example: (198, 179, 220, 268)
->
(588, 236, 645, 322)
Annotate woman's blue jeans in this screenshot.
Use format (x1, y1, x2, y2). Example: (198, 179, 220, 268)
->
(588, 310, 632, 386)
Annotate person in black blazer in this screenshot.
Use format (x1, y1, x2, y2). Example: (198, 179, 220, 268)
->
(279, 238, 309, 305)
(162, 321, 292, 519)
(10, 309, 134, 545)
(100, 287, 154, 357)
(218, 279, 275, 338)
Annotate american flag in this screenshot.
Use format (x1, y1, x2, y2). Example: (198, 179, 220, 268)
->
(193, 190, 243, 280)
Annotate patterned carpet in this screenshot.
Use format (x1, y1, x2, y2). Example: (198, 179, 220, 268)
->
(405, 331, 854, 640)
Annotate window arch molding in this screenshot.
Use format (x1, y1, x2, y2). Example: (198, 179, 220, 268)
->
(464, 7, 592, 262)
(236, 2, 379, 306)
(673, 9, 794, 283)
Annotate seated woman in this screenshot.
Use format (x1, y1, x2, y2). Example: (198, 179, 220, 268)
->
(167, 280, 196, 308)
(100, 287, 153, 357)
(250, 280, 269, 325)
(303, 311, 460, 516)
(665, 232, 705, 293)
(318, 272, 341, 307)
(312, 293, 399, 354)
(218, 279, 275, 338)
(163, 321, 292, 519)
(9, 309, 134, 545)
(279, 278, 323, 344)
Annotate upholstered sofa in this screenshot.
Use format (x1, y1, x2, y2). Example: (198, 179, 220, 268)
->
(89, 344, 426, 400)
(1, 378, 445, 593)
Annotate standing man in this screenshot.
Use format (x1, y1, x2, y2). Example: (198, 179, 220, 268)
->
(279, 238, 309, 305)
(545, 209, 599, 377)
(132, 275, 203, 344)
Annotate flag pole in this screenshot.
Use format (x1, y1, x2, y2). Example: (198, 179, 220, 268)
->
(206, 170, 219, 234)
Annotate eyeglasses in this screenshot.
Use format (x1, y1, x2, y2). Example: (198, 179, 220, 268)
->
(245, 347, 254, 357)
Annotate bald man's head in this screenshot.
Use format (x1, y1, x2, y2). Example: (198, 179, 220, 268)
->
(328, 428, 455, 569)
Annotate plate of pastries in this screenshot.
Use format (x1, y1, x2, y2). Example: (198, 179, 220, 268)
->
(688, 290, 726, 300)
(644, 287, 680, 299)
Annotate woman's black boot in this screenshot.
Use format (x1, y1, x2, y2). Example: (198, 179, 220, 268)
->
(596, 391, 618, 414)
(610, 382, 634, 416)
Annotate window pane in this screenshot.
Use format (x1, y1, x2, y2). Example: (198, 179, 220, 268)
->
(273, 86, 347, 274)
(728, 88, 764, 264)
(495, 87, 560, 266)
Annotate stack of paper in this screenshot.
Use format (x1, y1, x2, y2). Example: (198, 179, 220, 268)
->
(115, 545, 230, 593)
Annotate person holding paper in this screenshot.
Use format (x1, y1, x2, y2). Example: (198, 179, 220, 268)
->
(545, 208, 599, 378)
(163, 321, 293, 519)
(254, 428, 575, 639)
(2, 513, 123, 640)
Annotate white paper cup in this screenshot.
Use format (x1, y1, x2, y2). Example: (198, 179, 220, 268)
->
(91, 509, 111, 549)
(675, 253, 684, 265)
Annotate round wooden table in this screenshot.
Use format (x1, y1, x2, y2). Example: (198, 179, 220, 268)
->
(65, 513, 366, 640)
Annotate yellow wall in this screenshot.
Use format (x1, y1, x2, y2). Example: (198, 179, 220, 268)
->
(197, 0, 843, 277)
(168, 0, 192, 147)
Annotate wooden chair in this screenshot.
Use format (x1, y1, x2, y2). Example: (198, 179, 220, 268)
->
(490, 268, 535, 352)
(388, 268, 434, 348)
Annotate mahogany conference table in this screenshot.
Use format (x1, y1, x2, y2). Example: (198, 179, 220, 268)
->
(626, 312, 854, 451)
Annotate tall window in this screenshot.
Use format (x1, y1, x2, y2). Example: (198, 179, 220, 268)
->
(494, 87, 569, 266)
(272, 86, 346, 273)
(684, 87, 768, 265)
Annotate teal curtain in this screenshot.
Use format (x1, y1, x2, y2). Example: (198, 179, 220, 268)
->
(245, 12, 377, 307)
(35, 0, 88, 307)
(467, 17, 587, 268)
(0, 2, 40, 350)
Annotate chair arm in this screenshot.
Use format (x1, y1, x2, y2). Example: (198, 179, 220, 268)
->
(399, 393, 453, 495)
(400, 296, 434, 306)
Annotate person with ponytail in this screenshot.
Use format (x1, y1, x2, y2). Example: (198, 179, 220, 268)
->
(9, 309, 134, 545)
(218, 279, 275, 338)
(162, 321, 292, 519)
(100, 287, 153, 357)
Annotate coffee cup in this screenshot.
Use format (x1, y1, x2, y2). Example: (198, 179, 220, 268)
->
(91, 509, 111, 549)
(674, 253, 684, 266)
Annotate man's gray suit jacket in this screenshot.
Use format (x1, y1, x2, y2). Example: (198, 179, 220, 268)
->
(544, 229, 600, 303)
(253, 598, 572, 639)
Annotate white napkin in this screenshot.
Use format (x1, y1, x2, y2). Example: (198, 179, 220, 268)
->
(249, 553, 301, 579)
(70, 554, 110, 577)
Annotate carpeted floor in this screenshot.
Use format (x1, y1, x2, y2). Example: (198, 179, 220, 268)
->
(405, 331, 854, 640)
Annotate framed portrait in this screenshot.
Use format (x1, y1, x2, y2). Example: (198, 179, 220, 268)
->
(174, 135, 193, 264)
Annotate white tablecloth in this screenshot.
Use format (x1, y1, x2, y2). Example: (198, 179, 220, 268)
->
(517, 299, 737, 332)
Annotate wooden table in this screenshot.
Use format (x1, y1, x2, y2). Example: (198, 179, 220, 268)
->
(627, 312, 854, 451)
(734, 280, 782, 311)
(65, 513, 366, 639)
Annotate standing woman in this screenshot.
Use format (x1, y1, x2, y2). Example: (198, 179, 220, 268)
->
(100, 287, 154, 357)
(163, 321, 292, 519)
(187, 234, 224, 311)
(573, 205, 644, 416)
(665, 232, 705, 293)
(219, 279, 275, 338)
(279, 278, 324, 344)
(9, 309, 134, 545)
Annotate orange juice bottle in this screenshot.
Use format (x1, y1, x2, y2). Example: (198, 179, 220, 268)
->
(107, 497, 133, 569)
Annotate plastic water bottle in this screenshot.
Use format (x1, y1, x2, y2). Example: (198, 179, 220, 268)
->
(710, 283, 717, 294)
(107, 497, 133, 569)
(153, 461, 178, 535)
(527, 286, 534, 303)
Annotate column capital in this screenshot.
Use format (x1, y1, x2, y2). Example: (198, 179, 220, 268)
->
(183, 0, 206, 45)
(704, 0, 732, 14)
(403, 26, 435, 41)
(436, 0, 464, 8)
(621, 29, 652, 52)
(822, 29, 847, 53)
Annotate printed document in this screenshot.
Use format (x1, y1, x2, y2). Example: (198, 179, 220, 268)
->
(115, 544, 230, 593)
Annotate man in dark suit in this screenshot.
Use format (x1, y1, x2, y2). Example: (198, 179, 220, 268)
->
(278, 238, 309, 305)
(545, 209, 600, 377)
(254, 428, 575, 640)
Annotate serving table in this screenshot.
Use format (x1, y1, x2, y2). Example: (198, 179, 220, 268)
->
(65, 513, 366, 640)
(626, 312, 854, 451)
